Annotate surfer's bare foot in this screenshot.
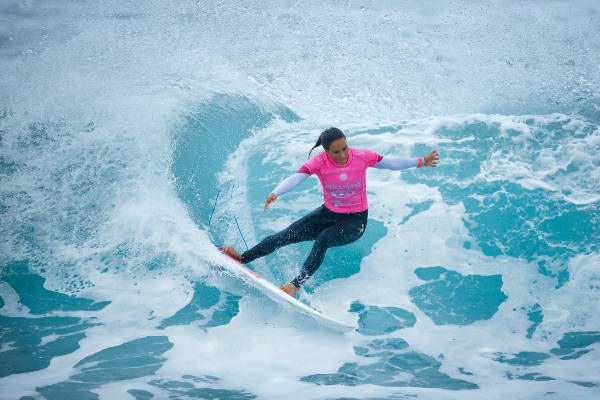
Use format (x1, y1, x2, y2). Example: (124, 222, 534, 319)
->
(279, 283, 298, 298)
(222, 247, 242, 263)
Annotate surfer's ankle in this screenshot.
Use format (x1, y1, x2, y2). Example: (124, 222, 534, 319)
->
(223, 247, 242, 262)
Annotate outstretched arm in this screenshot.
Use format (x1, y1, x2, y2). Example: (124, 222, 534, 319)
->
(374, 150, 439, 170)
(264, 172, 309, 210)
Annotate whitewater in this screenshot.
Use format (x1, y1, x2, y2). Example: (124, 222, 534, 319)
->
(1, 0, 599, 399)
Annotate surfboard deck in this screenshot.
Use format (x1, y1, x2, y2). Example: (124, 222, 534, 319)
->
(214, 247, 354, 333)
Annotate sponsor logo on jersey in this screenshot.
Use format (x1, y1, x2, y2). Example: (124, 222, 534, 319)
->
(325, 182, 361, 191)
(330, 190, 354, 199)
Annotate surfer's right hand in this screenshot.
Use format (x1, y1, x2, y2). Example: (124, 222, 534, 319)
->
(264, 193, 277, 211)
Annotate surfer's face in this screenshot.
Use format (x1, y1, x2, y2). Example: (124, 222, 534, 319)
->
(326, 138, 349, 165)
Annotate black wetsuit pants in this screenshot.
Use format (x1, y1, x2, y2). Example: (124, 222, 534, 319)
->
(241, 205, 368, 288)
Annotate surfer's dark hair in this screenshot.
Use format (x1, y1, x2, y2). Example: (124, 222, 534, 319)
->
(308, 127, 346, 158)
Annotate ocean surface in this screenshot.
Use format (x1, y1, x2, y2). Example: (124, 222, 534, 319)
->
(1, 1, 599, 399)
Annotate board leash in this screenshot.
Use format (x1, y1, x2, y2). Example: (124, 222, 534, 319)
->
(208, 179, 249, 251)
(234, 215, 249, 251)
(207, 179, 233, 228)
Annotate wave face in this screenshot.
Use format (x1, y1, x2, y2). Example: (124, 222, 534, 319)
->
(1, 1, 599, 399)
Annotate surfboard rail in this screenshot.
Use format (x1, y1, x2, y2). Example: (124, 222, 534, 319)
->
(215, 248, 354, 333)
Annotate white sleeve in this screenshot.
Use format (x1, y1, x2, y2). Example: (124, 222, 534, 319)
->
(272, 173, 310, 196)
(374, 156, 419, 170)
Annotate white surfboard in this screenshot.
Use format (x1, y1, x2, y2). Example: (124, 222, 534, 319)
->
(215, 248, 354, 333)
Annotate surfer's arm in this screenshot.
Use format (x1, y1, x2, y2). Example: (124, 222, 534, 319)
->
(272, 173, 309, 196)
(374, 156, 421, 170)
(264, 172, 310, 211)
(374, 150, 439, 170)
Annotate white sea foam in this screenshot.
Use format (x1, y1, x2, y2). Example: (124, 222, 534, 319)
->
(1, 0, 599, 399)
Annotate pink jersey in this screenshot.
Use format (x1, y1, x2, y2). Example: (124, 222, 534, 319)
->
(299, 148, 383, 213)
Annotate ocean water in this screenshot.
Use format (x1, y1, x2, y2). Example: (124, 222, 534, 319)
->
(1, 0, 599, 399)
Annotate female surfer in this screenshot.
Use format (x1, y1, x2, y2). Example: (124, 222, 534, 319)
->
(223, 127, 439, 298)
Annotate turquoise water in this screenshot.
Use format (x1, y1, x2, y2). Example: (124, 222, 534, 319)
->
(1, 1, 600, 399)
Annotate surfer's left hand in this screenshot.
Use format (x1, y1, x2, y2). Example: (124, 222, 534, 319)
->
(424, 150, 439, 167)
